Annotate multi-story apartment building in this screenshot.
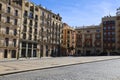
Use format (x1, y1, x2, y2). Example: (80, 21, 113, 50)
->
(0, 0, 22, 59)
(39, 5, 62, 57)
(19, 0, 62, 58)
(101, 16, 116, 54)
(116, 7, 120, 53)
(101, 8, 120, 54)
(75, 25, 101, 56)
(19, 0, 40, 58)
(61, 23, 76, 56)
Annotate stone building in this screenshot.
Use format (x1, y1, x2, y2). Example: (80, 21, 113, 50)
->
(75, 25, 101, 56)
(0, 0, 22, 59)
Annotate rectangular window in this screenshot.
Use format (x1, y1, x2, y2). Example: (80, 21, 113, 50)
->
(5, 38, 9, 46)
(29, 12, 33, 19)
(14, 19, 18, 25)
(6, 17, 10, 23)
(13, 39, 16, 47)
(6, 27, 9, 34)
(24, 10, 28, 16)
(23, 33, 26, 39)
(0, 3, 2, 10)
(7, 7, 10, 13)
(14, 29, 17, 36)
(0, 14, 1, 21)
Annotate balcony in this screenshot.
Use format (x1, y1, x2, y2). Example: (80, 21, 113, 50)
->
(0, 31, 18, 38)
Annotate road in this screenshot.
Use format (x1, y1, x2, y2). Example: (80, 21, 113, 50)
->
(0, 59, 120, 80)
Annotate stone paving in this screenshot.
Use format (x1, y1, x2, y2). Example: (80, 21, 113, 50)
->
(0, 56, 120, 75)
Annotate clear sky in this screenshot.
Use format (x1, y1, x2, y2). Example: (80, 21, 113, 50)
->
(31, 0, 120, 27)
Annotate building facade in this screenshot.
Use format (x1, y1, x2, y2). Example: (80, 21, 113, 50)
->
(19, 0, 63, 59)
(0, 0, 22, 59)
(101, 10, 120, 54)
(101, 16, 116, 54)
(75, 25, 101, 56)
(61, 23, 76, 56)
(0, 0, 63, 59)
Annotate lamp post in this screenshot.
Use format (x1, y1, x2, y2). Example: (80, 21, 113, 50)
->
(17, 27, 20, 60)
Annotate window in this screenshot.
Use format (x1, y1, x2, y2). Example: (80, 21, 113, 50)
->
(13, 39, 16, 47)
(14, 19, 18, 25)
(87, 30, 90, 33)
(108, 26, 111, 30)
(6, 17, 10, 23)
(35, 15, 38, 20)
(108, 32, 110, 35)
(24, 10, 28, 16)
(34, 36, 37, 41)
(24, 18, 27, 24)
(112, 38, 115, 42)
(34, 29, 37, 34)
(7, 7, 10, 13)
(28, 43, 32, 48)
(15, 10, 18, 16)
(103, 32, 106, 35)
(0, 14, 1, 21)
(112, 26, 115, 30)
(33, 44, 37, 48)
(29, 20, 32, 26)
(14, 29, 17, 36)
(112, 32, 115, 35)
(67, 31, 70, 34)
(23, 26, 27, 32)
(103, 21, 106, 25)
(29, 12, 33, 19)
(103, 27, 106, 30)
(29, 34, 32, 40)
(0, 3, 2, 10)
(108, 38, 111, 41)
(42, 12, 44, 16)
(5, 38, 9, 46)
(35, 22, 38, 28)
(6, 27, 9, 34)
(23, 33, 26, 39)
(29, 27, 32, 33)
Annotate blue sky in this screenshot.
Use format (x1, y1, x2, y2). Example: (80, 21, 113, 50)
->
(31, 0, 120, 27)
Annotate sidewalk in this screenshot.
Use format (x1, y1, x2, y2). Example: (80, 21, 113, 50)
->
(0, 56, 120, 76)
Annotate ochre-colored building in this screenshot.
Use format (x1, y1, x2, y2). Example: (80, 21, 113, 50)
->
(61, 23, 76, 56)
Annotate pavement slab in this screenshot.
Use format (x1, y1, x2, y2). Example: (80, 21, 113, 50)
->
(0, 56, 120, 75)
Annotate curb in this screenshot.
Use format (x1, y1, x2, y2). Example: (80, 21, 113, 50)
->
(0, 57, 120, 76)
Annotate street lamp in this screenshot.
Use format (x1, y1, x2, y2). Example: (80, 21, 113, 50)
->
(17, 27, 20, 60)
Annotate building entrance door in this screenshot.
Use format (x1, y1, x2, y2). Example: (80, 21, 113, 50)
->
(4, 49, 7, 58)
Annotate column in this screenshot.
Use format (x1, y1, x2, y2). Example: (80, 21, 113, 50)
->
(26, 43, 28, 58)
(19, 43, 22, 58)
(31, 44, 33, 57)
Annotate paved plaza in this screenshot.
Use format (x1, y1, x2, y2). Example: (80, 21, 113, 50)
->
(1, 58, 120, 80)
(0, 56, 120, 75)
